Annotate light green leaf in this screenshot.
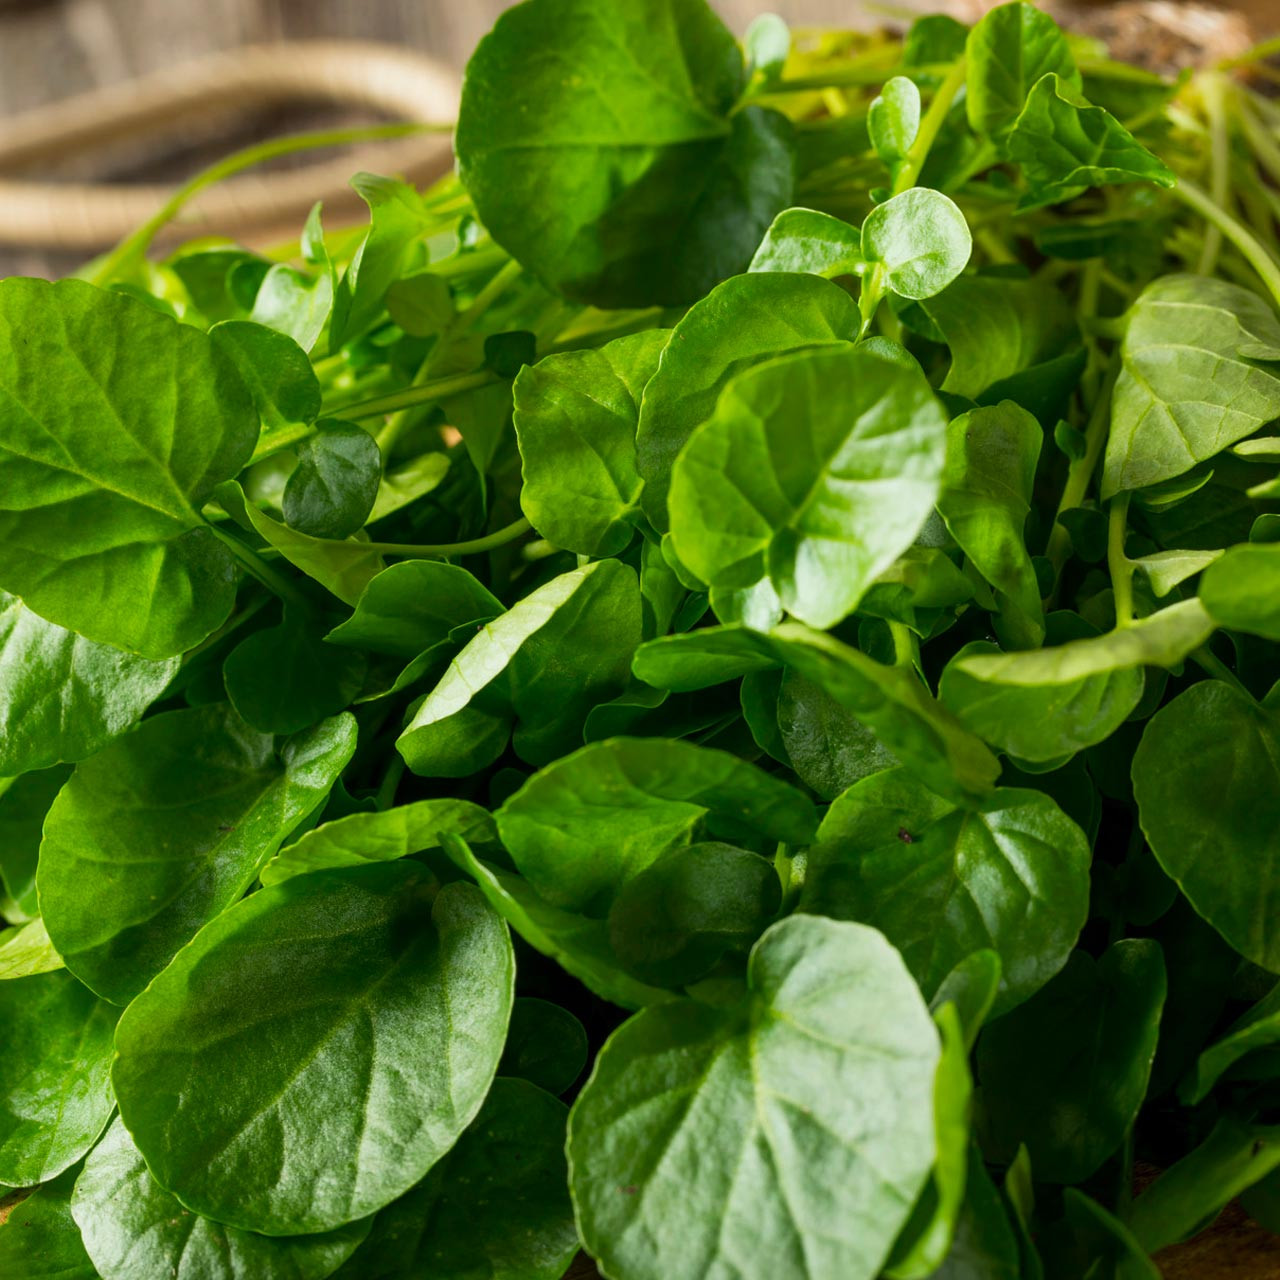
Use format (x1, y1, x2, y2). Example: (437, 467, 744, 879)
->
(745, 12, 790, 82)
(0, 972, 118, 1187)
(113, 869, 513, 1235)
(367, 451, 451, 524)
(1134, 547, 1223, 597)
(250, 202, 336, 353)
(869, 77, 922, 169)
(1201, 541, 1280, 638)
(210, 319, 321, 434)
(39, 705, 357, 1004)
(669, 344, 947, 628)
(862, 189, 972, 301)
(0, 278, 257, 658)
(1103, 275, 1280, 496)
(632, 625, 781, 691)
(385, 270, 454, 337)
(0, 920, 63, 981)
(748, 207, 863, 278)
(283, 420, 382, 540)
(568, 916, 941, 1280)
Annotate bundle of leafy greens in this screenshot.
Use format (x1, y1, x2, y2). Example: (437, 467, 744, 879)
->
(5, 1, 1280, 1276)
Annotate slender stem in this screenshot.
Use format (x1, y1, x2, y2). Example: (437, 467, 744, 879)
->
(455, 257, 524, 329)
(888, 621, 915, 668)
(1217, 32, 1280, 70)
(759, 58, 944, 93)
(1191, 646, 1256, 702)
(376, 756, 407, 811)
(337, 371, 501, 420)
(84, 122, 446, 285)
(362, 516, 532, 559)
(207, 524, 313, 610)
(1108, 493, 1135, 628)
(1171, 177, 1280, 311)
(1196, 74, 1231, 277)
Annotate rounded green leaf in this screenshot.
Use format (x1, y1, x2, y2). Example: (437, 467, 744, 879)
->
(499, 998, 589, 1096)
(669, 343, 948, 628)
(332, 1078, 578, 1280)
(748, 207, 864, 278)
(0, 766, 71, 920)
(0, 919, 63, 981)
(72, 1118, 370, 1280)
(1200, 541, 1280, 639)
(0, 972, 118, 1187)
(0, 279, 258, 658)
(0, 1165, 98, 1279)
(0, 592, 178, 776)
(39, 706, 357, 1004)
(456, 0, 794, 308)
(803, 768, 1091, 1015)
(1134, 680, 1280, 970)
(568, 915, 941, 1280)
(861, 189, 972, 301)
(210, 319, 321, 434)
(869, 77, 922, 167)
(113, 868, 514, 1235)
(283, 420, 382, 540)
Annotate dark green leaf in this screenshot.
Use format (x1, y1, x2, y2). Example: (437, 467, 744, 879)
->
(498, 998, 589, 1095)
(211, 319, 322, 434)
(283, 420, 382, 540)
(0, 1166, 97, 1279)
(0, 767, 72, 919)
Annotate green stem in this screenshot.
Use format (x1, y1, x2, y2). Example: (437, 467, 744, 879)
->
(888, 621, 915, 668)
(376, 756, 407, 811)
(1108, 492, 1135, 628)
(1191, 646, 1256, 702)
(362, 516, 532, 559)
(335, 370, 501, 421)
(84, 122, 446, 285)
(1171, 177, 1280, 311)
(1196, 74, 1231, 277)
(207, 524, 313, 611)
(759, 59, 943, 93)
(1218, 32, 1280, 70)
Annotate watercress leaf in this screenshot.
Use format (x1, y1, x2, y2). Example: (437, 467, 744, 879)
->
(331, 1077, 578, 1280)
(1134, 679, 1280, 971)
(113, 868, 514, 1235)
(633, 624, 780, 691)
(745, 12, 790, 83)
(282, 420, 382, 539)
(514, 330, 667, 556)
(930, 950, 1003, 1053)
(0, 278, 257, 658)
(1200, 541, 1280, 639)
(857, 546, 975, 633)
(568, 916, 941, 1280)
(224, 606, 367, 734)
(0, 919, 63, 981)
(385, 270, 454, 338)
(0, 972, 118, 1186)
(1128, 1116, 1280, 1254)
(251, 202, 336, 353)
(447, 834, 672, 1009)
(325, 560, 501, 659)
(397, 560, 641, 776)
(669, 344, 948, 627)
(976, 940, 1166, 1182)
(499, 997, 589, 1095)
(965, 2, 1080, 140)
(39, 705, 357, 1004)
(456, 0, 795, 307)
(921, 272, 1081, 400)
(1133, 547, 1222, 597)
(210, 319, 322, 434)
(260, 796, 496, 886)
(1182, 981, 1280, 1104)
(870, 77, 922, 170)
(709, 577, 784, 629)
(0, 592, 178, 776)
(0, 1165, 97, 1280)
(636, 272, 859, 529)
(216, 479, 385, 605)
(748, 207, 863, 278)
(1103, 275, 1280, 496)
(903, 14, 969, 66)
(862, 189, 972, 301)
(72, 1117, 370, 1280)
(930, 1147, 1022, 1280)
(937, 401, 1044, 647)
(805, 767, 1090, 1014)
(1008, 74, 1175, 210)
(1058, 1189, 1161, 1280)
(495, 736, 817, 912)
(330, 174, 433, 350)
(367, 450, 451, 524)
(0, 767, 72, 919)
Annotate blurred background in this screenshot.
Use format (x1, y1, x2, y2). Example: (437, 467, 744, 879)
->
(0, 0, 1275, 276)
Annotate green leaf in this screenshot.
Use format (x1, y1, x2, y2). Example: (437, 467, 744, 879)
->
(495, 736, 816, 912)
(397, 560, 640, 775)
(1201, 541, 1280, 638)
(0, 973, 118, 1186)
(224, 606, 367, 734)
(283, 420, 382, 540)
(1133, 547, 1223, 597)
(385, 270, 454, 338)
(0, 767, 72, 919)
(930, 1148, 1021, 1280)
(0, 278, 257, 658)
(937, 401, 1044, 647)
(0, 920, 64, 981)
(0, 1166, 98, 1280)
(748, 207, 864, 278)
(210, 319, 321, 434)
(331, 1078, 579, 1280)
(869, 77, 922, 169)
(862, 189, 972, 301)
(965, 2, 1080, 139)
(456, 0, 794, 307)
(632, 625, 781, 691)
(1008, 74, 1175, 209)
(1182, 981, 1280, 1104)
(745, 12, 790, 82)
(1134, 679, 1280, 971)
(325, 560, 501, 659)
(1103, 275, 1280, 496)
(499, 997, 589, 1095)
(514, 330, 667, 556)
(260, 796, 496, 886)
(216, 479, 385, 606)
(568, 915, 941, 1280)
(367, 451, 451, 524)
(636, 272, 859, 529)
(977, 940, 1166, 1182)
(804, 768, 1090, 1014)
(668, 344, 947, 628)
(112, 868, 513, 1235)
(72, 1118, 370, 1280)
(0, 592, 178, 776)
(39, 705, 357, 1004)
(250, 202, 336, 353)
